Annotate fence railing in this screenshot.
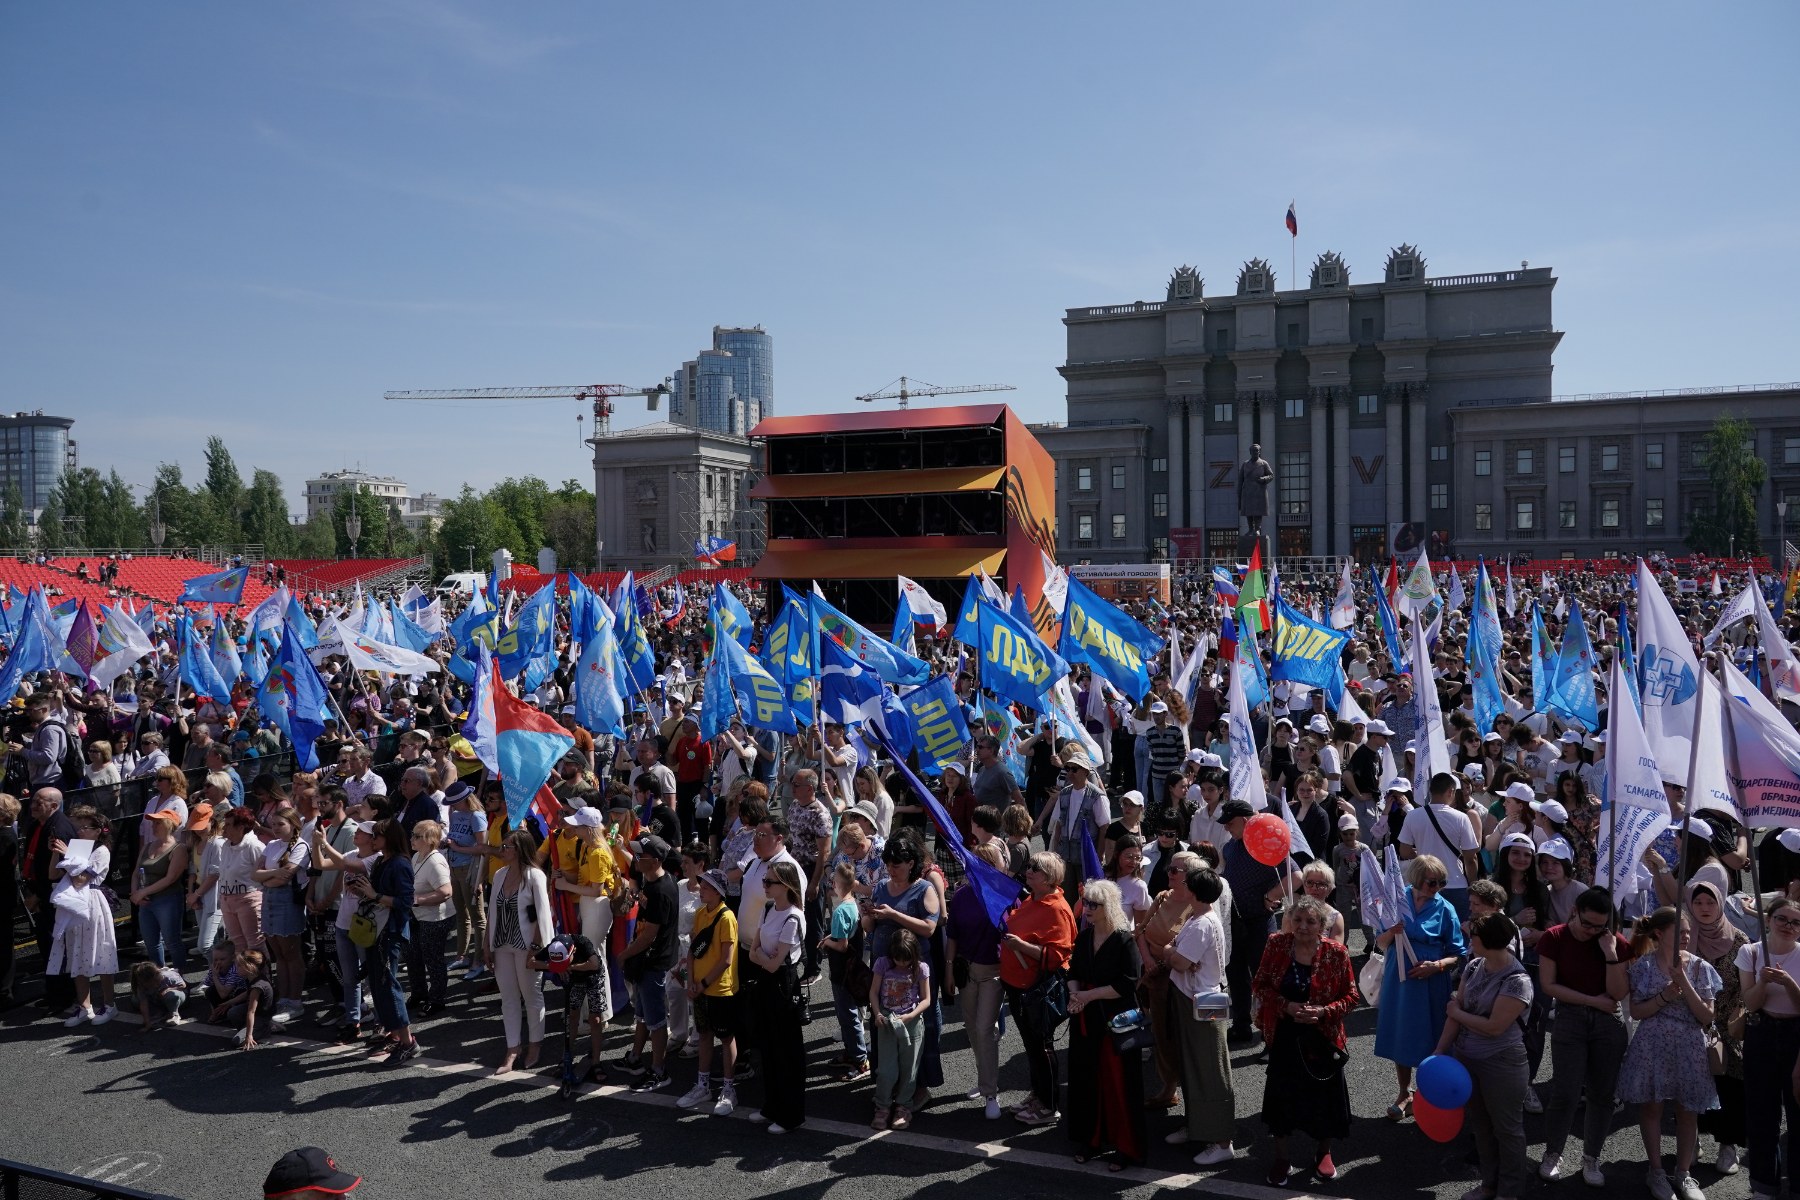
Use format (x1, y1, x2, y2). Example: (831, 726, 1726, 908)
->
(0, 1156, 180, 1200)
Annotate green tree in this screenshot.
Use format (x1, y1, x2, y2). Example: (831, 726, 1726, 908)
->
(93, 470, 145, 547)
(203, 436, 245, 539)
(1687, 415, 1766, 556)
(149, 463, 202, 549)
(242, 469, 295, 556)
(0, 484, 28, 549)
(486, 477, 552, 559)
(434, 484, 504, 575)
(35, 488, 66, 549)
(543, 479, 597, 572)
(290, 513, 337, 558)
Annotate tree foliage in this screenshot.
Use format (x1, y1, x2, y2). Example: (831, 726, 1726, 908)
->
(1687, 414, 1766, 556)
(432, 477, 594, 574)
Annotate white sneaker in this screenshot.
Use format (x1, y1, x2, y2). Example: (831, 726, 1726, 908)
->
(1524, 1085, 1543, 1114)
(1165, 1130, 1190, 1145)
(984, 1098, 1001, 1120)
(1582, 1157, 1606, 1189)
(167, 1014, 188, 1027)
(90, 1006, 115, 1026)
(768, 1123, 789, 1135)
(63, 1007, 93, 1027)
(1539, 1156, 1565, 1182)
(270, 1007, 294, 1027)
(966, 1087, 985, 1100)
(713, 1085, 737, 1117)
(1195, 1143, 1237, 1167)
(1646, 1168, 1672, 1200)
(1674, 1175, 1705, 1200)
(676, 1082, 711, 1110)
(1716, 1146, 1739, 1176)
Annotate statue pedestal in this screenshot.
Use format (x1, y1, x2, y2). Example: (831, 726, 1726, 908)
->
(1236, 530, 1273, 563)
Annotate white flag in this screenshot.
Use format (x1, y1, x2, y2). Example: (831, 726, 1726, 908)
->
(1636, 559, 1703, 784)
(1411, 618, 1453, 797)
(1711, 573, 1723, 597)
(1503, 563, 1517, 619)
(1718, 656, 1800, 828)
(1330, 560, 1356, 630)
(90, 604, 156, 689)
(1704, 581, 1757, 647)
(1595, 652, 1671, 894)
(1227, 650, 1267, 811)
(1335, 685, 1368, 726)
(1037, 552, 1069, 618)
(1447, 569, 1467, 613)
(1399, 546, 1437, 617)
(1685, 668, 1739, 822)
(1748, 570, 1800, 704)
(897, 575, 949, 630)
(339, 631, 441, 676)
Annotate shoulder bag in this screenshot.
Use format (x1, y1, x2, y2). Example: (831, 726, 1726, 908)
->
(1021, 947, 1070, 1029)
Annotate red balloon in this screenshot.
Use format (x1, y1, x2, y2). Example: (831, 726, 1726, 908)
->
(1243, 813, 1290, 866)
(1413, 1094, 1465, 1143)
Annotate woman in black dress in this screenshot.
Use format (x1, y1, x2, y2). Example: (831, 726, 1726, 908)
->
(1065, 878, 1146, 1170)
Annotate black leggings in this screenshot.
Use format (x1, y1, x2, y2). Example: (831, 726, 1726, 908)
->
(1006, 985, 1061, 1110)
(1745, 1015, 1800, 1191)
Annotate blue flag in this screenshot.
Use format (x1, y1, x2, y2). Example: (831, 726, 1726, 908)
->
(245, 636, 270, 690)
(614, 585, 659, 698)
(496, 581, 556, 680)
(283, 592, 318, 650)
(1467, 565, 1506, 736)
(898, 674, 972, 772)
(451, 592, 495, 656)
(567, 573, 600, 649)
(1547, 603, 1600, 730)
(976, 693, 1029, 789)
(178, 566, 248, 606)
(891, 592, 916, 657)
(1270, 593, 1347, 706)
(1079, 818, 1105, 884)
(210, 614, 243, 686)
(1617, 602, 1643, 716)
(867, 725, 1021, 929)
(388, 600, 435, 653)
(462, 642, 499, 774)
(718, 630, 798, 735)
(253, 635, 291, 741)
(1371, 565, 1404, 667)
(819, 636, 886, 727)
(1531, 603, 1558, 705)
(811, 591, 930, 685)
(275, 619, 332, 770)
(710, 584, 754, 650)
(699, 635, 734, 743)
(574, 620, 627, 739)
(965, 590, 1067, 713)
(179, 617, 232, 703)
(0, 589, 57, 705)
(1059, 574, 1157, 703)
(135, 601, 158, 637)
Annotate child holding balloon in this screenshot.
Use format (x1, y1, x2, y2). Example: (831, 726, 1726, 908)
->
(1432, 911, 1535, 1200)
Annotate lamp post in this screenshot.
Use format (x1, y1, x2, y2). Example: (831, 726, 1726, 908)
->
(344, 486, 363, 560)
(1779, 497, 1790, 579)
(464, 545, 475, 573)
(148, 492, 166, 550)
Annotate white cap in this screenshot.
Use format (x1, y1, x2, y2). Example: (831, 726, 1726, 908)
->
(1463, 763, 1486, 781)
(1386, 778, 1413, 794)
(1150, 700, 1169, 714)
(566, 807, 604, 828)
(1274, 716, 1295, 728)
(355, 821, 378, 836)
(1687, 816, 1715, 842)
(1121, 789, 1146, 808)
(1560, 730, 1584, 745)
(1365, 720, 1393, 737)
(1531, 798, 1570, 823)
(1186, 748, 1206, 763)
(1499, 831, 1536, 853)
(1483, 730, 1504, 744)
(1538, 836, 1575, 863)
(1779, 829, 1800, 854)
(1337, 814, 1359, 832)
(1197, 751, 1223, 768)
(1307, 715, 1332, 735)
(1505, 782, 1537, 805)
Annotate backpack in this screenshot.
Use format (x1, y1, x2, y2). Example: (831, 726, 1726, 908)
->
(55, 721, 86, 787)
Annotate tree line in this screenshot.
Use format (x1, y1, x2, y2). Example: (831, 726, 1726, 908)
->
(2, 435, 599, 573)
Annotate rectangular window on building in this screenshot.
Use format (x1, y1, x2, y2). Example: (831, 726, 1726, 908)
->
(1515, 499, 1536, 531)
(1430, 445, 1449, 461)
(1357, 394, 1379, 416)
(1215, 328, 1229, 353)
(1474, 450, 1492, 476)
(1559, 500, 1576, 528)
(1430, 483, 1448, 509)
(1559, 446, 1576, 473)
(1278, 452, 1310, 517)
(1645, 497, 1665, 527)
(1287, 322, 1301, 347)
(1646, 442, 1664, 469)
(1474, 503, 1492, 531)
(1076, 466, 1093, 491)
(1601, 497, 1621, 528)
(1151, 492, 1168, 518)
(1516, 448, 1536, 475)
(1212, 402, 1234, 424)
(1601, 444, 1620, 472)
(1360, 317, 1375, 344)
(1152, 536, 1170, 559)
(705, 474, 714, 498)
(1284, 397, 1305, 420)
(1787, 436, 1800, 466)
(1111, 464, 1126, 489)
(1076, 513, 1094, 541)
(1111, 514, 1126, 540)
(1151, 457, 1167, 473)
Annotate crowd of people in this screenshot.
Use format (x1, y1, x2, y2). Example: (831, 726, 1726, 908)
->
(5, 555, 1800, 1197)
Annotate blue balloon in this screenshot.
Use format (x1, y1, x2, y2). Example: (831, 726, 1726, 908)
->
(1416, 1054, 1473, 1110)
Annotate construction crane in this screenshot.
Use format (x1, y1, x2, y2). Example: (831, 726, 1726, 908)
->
(854, 376, 1016, 411)
(384, 382, 673, 440)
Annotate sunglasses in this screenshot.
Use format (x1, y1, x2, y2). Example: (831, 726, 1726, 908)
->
(1417, 879, 1446, 891)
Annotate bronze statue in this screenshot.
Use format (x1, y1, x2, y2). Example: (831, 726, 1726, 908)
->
(1238, 443, 1274, 535)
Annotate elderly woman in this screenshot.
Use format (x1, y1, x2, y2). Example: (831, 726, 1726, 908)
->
(1002, 851, 1079, 1127)
(1137, 849, 1202, 1109)
(1374, 853, 1469, 1121)
(826, 801, 886, 897)
(1065, 878, 1146, 1170)
(1437, 911, 1535, 1200)
(1253, 894, 1359, 1185)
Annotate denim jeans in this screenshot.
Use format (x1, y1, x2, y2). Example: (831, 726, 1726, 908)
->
(138, 889, 187, 972)
(831, 977, 867, 1063)
(1540, 1004, 1627, 1161)
(368, 934, 411, 1032)
(335, 929, 367, 1024)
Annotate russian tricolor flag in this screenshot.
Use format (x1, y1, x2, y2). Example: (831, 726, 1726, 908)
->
(1285, 202, 1298, 238)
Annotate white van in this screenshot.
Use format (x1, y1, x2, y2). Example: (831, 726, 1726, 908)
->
(437, 572, 488, 598)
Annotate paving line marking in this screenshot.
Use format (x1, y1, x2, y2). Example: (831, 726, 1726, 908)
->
(77, 1014, 1322, 1198)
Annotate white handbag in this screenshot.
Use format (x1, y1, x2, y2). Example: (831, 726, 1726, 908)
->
(1358, 950, 1386, 1008)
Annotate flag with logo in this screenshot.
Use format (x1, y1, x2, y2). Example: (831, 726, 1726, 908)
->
(1547, 603, 1599, 730)
(897, 575, 948, 631)
(812, 589, 929, 685)
(1272, 594, 1347, 707)
(178, 565, 248, 606)
(963, 587, 1068, 713)
(1595, 653, 1671, 894)
(1059, 574, 1157, 703)
(1236, 542, 1271, 635)
(493, 671, 576, 825)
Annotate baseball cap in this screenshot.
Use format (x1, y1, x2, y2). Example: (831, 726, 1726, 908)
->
(1505, 782, 1536, 805)
(1462, 763, 1486, 781)
(1307, 715, 1332, 735)
(1217, 799, 1257, 824)
(1186, 748, 1207, 764)
(1274, 716, 1295, 729)
(1385, 778, 1413, 794)
(1483, 731, 1504, 744)
(1688, 816, 1716, 842)
(565, 807, 604, 828)
(184, 803, 214, 832)
(1778, 829, 1800, 854)
(1196, 751, 1223, 768)
(264, 1148, 361, 1199)
(355, 821, 378, 837)
(1538, 836, 1575, 863)
(1336, 814, 1359, 832)
(1498, 831, 1536, 853)
(1560, 730, 1584, 745)
(1365, 720, 1393, 737)
(698, 868, 730, 897)
(1150, 700, 1169, 714)
(634, 834, 672, 861)
(1530, 798, 1570, 823)
(1120, 789, 1145, 809)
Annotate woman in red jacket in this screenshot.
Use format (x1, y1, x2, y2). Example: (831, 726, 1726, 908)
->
(1252, 895, 1360, 1187)
(669, 717, 713, 841)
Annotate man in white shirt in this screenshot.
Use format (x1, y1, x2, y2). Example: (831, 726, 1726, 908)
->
(735, 815, 808, 932)
(131, 732, 171, 779)
(341, 746, 388, 816)
(1398, 771, 1481, 919)
(1165, 867, 1235, 1166)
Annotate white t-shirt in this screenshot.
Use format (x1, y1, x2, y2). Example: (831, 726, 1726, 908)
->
(216, 834, 266, 888)
(1116, 875, 1152, 930)
(1318, 744, 1343, 794)
(737, 848, 808, 930)
(411, 850, 454, 922)
(1737, 941, 1800, 1017)
(335, 853, 382, 931)
(1398, 803, 1480, 889)
(260, 837, 310, 889)
(1170, 909, 1226, 999)
(756, 903, 805, 964)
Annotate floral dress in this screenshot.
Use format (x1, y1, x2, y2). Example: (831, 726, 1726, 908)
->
(1616, 953, 1721, 1112)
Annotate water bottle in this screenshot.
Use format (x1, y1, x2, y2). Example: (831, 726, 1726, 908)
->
(1108, 1008, 1144, 1033)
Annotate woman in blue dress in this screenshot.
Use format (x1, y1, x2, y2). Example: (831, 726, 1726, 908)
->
(1374, 854, 1468, 1121)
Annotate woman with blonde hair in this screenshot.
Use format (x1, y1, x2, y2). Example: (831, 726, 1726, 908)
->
(1373, 854, 1467, 1121)
(1002, 852, 1078, 1126)
(249, 805, 310, 1021)
(1065, 877, 1146, 1169)
(406, 819, 455, 1016)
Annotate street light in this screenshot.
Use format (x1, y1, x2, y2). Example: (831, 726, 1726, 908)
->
(148, 492, 166, 549)
(1779, 497, 1790, 578)
(464, 545, 475, 573)
(344, 486, 363, 559)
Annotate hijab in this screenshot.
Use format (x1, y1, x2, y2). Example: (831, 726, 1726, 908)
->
(1687, 879, 1737, 964)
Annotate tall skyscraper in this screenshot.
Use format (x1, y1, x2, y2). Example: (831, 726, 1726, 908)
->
(0, 411, 76, 521)
(669, 325, 773, 435)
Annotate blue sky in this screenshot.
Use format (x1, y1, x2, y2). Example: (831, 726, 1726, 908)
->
(3, 2, 1796, 514)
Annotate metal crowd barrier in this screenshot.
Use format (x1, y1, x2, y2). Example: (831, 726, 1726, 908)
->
(0, 1157, 179, 1200)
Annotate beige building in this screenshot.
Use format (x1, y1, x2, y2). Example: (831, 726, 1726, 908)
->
(590, 422, 762, 573)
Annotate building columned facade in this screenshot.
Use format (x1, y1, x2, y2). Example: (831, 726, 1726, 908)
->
(590, 421, 762, 574)
(1048, 248, 1562, 562)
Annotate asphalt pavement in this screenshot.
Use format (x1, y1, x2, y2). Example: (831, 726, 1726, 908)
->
(0, 939, 1749, 1200)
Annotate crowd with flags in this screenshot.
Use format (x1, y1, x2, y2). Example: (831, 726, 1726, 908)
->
(7, 546, 1800, 1189)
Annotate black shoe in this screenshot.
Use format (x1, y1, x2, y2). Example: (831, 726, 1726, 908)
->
(617, 1052, 647, 1077)
(389, 1040, 421, 1066)
(632, 1067, 670, 1092)
(1227, 1026, 1254, 1045)
(334, 1023, 361, 1044)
